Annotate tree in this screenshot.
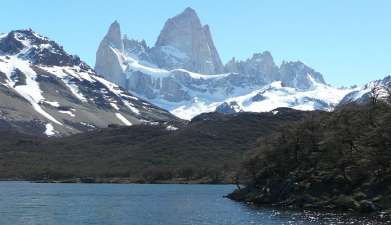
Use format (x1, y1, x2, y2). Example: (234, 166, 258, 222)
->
(177, 167, 195, 180)
(242, 155, 262, 181)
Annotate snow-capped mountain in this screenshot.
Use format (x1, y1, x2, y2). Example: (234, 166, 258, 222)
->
(152, 7, 224, 74)
(95, 8, 354, 120)
(339, 75, 391, 105)
(0, 29, 181, 136)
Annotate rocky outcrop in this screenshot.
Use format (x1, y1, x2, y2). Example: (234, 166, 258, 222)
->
(95, 21, 127, 87)
(103, 20, 123, 51)
(224, 55, 326, 90)
(152, 7, 224, 74)
(1, 30, 88, 68)
(123, 36, 152, 63)
(94, 8, 340, 120)
(228, 173, 391, 214)
(279, 61, 326, 90)
(215, 101, 242, 114)
(224, 51, 280, 84)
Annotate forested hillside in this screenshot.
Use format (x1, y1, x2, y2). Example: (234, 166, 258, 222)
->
(0, 109, 311, 183)
(229, 88, 391, 213)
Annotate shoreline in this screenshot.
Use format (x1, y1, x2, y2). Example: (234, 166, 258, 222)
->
(227, 196, 391, 223)
(0, 178, 234, 185)
(226, 186, 391, 216)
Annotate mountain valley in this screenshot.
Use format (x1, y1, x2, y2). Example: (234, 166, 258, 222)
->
(0, 6, 390, 217)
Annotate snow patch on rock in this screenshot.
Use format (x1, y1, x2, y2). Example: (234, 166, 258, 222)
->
(115, 113, 132, 126)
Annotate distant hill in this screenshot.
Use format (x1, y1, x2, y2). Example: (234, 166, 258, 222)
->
(0, 108, 313, 183)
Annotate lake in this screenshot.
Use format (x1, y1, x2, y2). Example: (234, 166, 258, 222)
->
(0, 182, 387, 225)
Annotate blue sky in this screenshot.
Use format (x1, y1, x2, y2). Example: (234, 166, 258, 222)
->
(2, 0, 390, 86)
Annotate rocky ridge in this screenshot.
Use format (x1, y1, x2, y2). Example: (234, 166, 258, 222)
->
(0, 29, 181, 136)
(95, 8, 352, 120)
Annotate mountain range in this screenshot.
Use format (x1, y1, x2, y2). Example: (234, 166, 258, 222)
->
(0, 7, 389, 136)
(95, 7, 384, 120)
(0, 30, 181, 136)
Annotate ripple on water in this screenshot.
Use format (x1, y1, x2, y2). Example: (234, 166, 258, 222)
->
(0, 182, 388, 225)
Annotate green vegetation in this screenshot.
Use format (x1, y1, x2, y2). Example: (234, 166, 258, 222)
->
(2, 86, 390, 214)
(229, 96, 391, 213)
(0, 109, 309, 183)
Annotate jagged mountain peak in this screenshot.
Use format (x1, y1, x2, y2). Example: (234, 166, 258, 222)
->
(112, 20, 120, 26)
(279, 60, 326, 89)
(246, 51, 275, 66)
(173, 7, 200, 23)
(226, 51, 274, 66)
(339, 75, 391, 105)
(182, 7, 197, 15)
(152, 7, 224, 74)
(252, 51, 273, 59)
(155, 8, 203, 48)
(224, 54, 327, 90)
(224, 51, 280, 84)
(104, 20, 123, 50)
(123, 36, 150, 57)
(281, 60, 307, 68)
(94, 9, 347, 120)
(0, 29, 90, 69)
(365, 75, 391, 88)
(0, 29, 181, 136)
(2, 29, 47, 44)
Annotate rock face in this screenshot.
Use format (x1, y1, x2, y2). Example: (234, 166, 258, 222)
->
(0, 30, 88, 68)
(224, 51, 280, 85)
(152, 7, 224, 74)
(0, 29, 181, 136)
(215, 102, 242, 114)
(95, 21, 127, 87)
(224, 55, 326, 90)
(94, 8, 348, 120)
(279, 61, 326, 90)
(123, 36, 151, 62)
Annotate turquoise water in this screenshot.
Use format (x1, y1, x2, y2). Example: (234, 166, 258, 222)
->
(0, 182, 387, 225)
